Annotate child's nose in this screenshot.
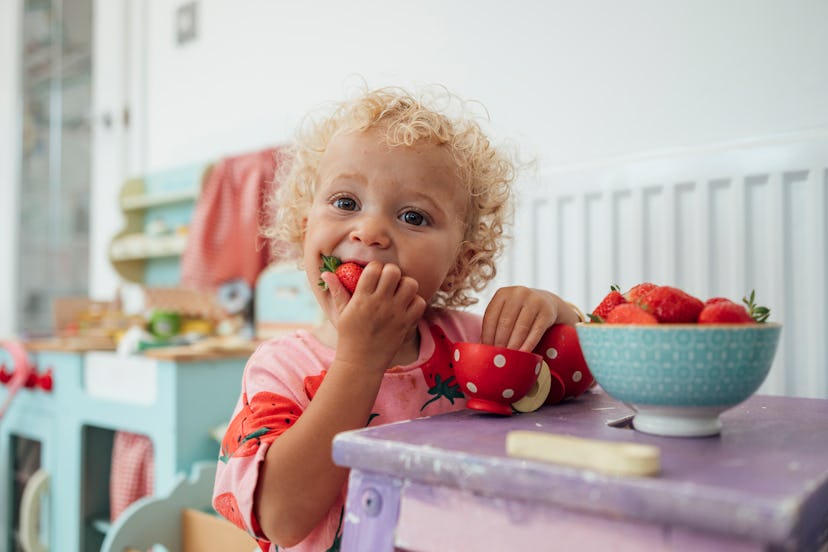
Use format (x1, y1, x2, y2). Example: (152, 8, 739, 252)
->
(350, 215, 391, 247)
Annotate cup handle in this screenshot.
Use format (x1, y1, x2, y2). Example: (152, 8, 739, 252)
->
(512, 361, 553, 412)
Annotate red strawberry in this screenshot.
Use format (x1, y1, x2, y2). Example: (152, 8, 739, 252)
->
(624, 282, 657, 305)
(605, 303, 659, 324)
(698, 300, 755, 324)
(639, 285, 704, 323)
(319, 255, 364, 294)
(334, 263, 363, 293)
(589, 285, 627, 322)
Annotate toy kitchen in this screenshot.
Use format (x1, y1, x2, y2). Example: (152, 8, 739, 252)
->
(0, 158, 321, 552)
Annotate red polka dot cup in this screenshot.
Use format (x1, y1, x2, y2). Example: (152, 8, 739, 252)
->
(452, 342, 544, 416)
(534, 324, 594, 404)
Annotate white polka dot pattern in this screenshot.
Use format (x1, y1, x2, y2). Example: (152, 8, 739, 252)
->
(451, 342, 548, 415)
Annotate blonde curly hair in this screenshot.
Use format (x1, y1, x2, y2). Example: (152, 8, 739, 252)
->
(266, 86, 516, 308)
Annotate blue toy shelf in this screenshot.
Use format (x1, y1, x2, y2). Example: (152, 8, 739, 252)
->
(108, 163, 209, 287)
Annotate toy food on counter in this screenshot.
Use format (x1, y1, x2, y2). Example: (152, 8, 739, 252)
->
(179, 318, 214, 336)
(116, 308, 222, 354)
(217, 279, 254, 339)
(148, 310, 182, 339)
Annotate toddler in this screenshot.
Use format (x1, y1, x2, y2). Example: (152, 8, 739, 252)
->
(212, 86, 582, 551)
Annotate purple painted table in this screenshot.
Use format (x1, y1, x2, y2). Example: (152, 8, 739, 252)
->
(332, 390, 828, 551)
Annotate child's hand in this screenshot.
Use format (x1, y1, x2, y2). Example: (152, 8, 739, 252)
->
(322, 261, 426, 372)
(482, 287, 580, 352)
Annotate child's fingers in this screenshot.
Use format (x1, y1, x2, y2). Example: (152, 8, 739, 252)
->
(484, 287, 558, 351)
(491, 297, 530, 347)
(509, 294, 560, 350)
(515, 318, 550, 353)
(394, 274, 420, 302)
(320, 271, 341, 291)
(354, 261, 382, 293)
(373, 263, 403, 295)
(507, 306, 541, 350)
(481, 297, 505, 345)
(404, 293, 428, 323)
(398, 279, 424, 320)
(369, 264, 422, 310)
(484, 286, 530, 346)
(321, 272, 351, 308)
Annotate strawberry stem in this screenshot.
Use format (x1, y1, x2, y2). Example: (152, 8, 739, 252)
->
(742, 290, 771, 323)
(318, 255, 342, 289)
(320, 255, 342, 273)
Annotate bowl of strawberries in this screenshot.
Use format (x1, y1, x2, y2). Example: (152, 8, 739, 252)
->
(576, 284, 781, 437)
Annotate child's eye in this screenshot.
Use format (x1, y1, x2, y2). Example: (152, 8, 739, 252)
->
(400, 210, 428, 226)
(332, 196, 358, 211)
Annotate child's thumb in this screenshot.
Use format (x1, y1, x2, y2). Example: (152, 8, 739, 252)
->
(320, 272, 351, 307)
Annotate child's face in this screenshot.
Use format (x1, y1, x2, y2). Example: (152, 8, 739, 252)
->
(303, 127, 467, 319)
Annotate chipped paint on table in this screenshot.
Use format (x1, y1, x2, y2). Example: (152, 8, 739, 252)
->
(333, 390, 828, 551)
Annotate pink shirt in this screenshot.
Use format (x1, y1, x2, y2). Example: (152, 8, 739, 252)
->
(213, 308, 482, 551)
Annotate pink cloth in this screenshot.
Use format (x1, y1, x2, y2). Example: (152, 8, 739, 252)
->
(181, 148, 282, 291)
(110, 431, 154, 521)
(212, 308, 482, 552)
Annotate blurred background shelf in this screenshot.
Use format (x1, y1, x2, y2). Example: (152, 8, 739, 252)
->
(108, 164, 207, 286)
(120, 189, 197, 211)
(108, 233, 188, 262)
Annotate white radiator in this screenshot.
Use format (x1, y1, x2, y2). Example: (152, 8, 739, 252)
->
(502, 132, 828, 399)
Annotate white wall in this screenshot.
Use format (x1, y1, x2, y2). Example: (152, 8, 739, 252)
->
(140, 0, 828, 172)
(3, 0, 828, 334)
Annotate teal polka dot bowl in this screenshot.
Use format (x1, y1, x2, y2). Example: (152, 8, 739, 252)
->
(575, 323, 782, 437)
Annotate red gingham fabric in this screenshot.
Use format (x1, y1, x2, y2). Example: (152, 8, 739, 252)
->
(180, 147, 282, 291)
(110, 431, 154, 521)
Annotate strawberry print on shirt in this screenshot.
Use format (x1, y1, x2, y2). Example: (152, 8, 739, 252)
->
(419, 325, 464, 411)
(212, 308, 482, 552)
